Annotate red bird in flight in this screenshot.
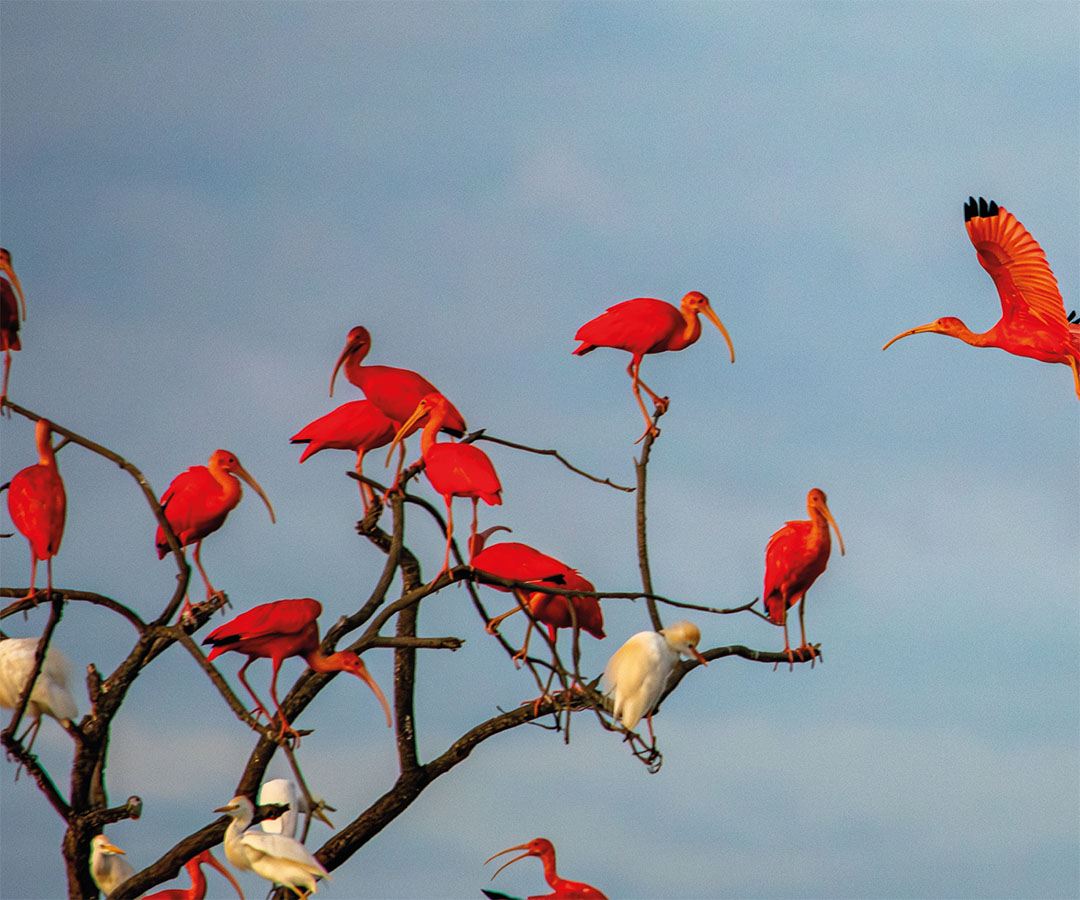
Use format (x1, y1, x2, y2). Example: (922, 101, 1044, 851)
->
(763, 489, 845, 665)
(388, 392, 501, 581)
(0, 247, 26, 407)
(203, 596, 391, 743)
(291, 399, 397, 510)
(573, 291, 734, 442)
(485, 837, 609, 900)
(7, 419, 66, 603)
(884, 197, 1080, 399)
(471, 527, 604, 665)
(155, 449, 276, 620)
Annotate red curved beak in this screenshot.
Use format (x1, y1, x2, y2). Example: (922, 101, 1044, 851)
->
(353, 659, 393, 728)
(484, 842, 536, 880)
(201, 848, 246, 900)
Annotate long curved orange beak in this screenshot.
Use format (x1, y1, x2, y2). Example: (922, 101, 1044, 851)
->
(385, 400, 430, 466)
(484, 842, 536, 880)
(689, 646, 709, 666)
(329, 344, 351, 398)
(200, 849, 246, 900)
(882, 322, 938, 351)
(822, 503, 845, 556)
(1, 258, 26, 320)
(235, 463, 277, 524)
(352, 659, 393, 728)
(702, 304, 735, 363)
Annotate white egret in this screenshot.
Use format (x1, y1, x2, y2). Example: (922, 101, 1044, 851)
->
(0, 636, 79, 752)
(90, 834, 135, 897)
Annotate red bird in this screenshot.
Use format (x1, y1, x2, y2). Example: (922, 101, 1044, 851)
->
(884, 197, 1080, 399)
(7, 419, 66, 603)
(203, 597, 392, 742)
(0, 248, 26, 406)
(573, 291, 734, 442)
(155, 449, 276, 619)
(763, 489, 845, 664)
(388, 393, 501, 581)
(290, 399, 397, 510)
(485, 838, 609, 900)
(471, 528, 604, 665)
(142, 848, 244, 900)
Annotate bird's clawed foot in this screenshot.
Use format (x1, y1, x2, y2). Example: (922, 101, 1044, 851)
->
(653, 395, 670, 415)
(634, 423, 661, 444)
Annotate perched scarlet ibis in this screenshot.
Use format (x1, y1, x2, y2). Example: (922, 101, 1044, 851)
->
(290, 399, 397, 510)
(203, 597, 391, 742)
(763, 488, 845, 664)
(90, 834, 135, 897)
(142, 848, 245, 900)
(602, 621, 707, 743)
(7, 419, 66, 603)
(485, 837, 609, 900)
(573, 291, 734, 442)
(388, 393, 501, 580)
(155, 449, 276, 619)
(216, 795, 329, 899)
(471, 528, 604, 664)
(0, 247, 26, 405)
(330, 326, 467, 435)
(884, 197, 1080, 399)
(0, 637, 79, 753)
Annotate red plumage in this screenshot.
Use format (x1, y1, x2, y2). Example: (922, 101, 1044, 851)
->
(7, 419, 66, 601)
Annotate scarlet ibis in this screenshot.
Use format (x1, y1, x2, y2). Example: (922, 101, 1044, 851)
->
(485, 837, 609, 900)
(0, 637, 79, 753)
(763, 488, 845, 664)
(155, 449, 276, 619)
(216, 795, 329, 899)
(258, 777, 333, 836)
(0, 248, 26, 405)
(330, 326, 467, 435)
(573, 291, 734, 442)
(142, 848, 245, 900)
(90, 834, 135, 897)
(388, 393, 501, 580)
(6, 418, 66, 603)
(290, 399, 397, 510)
(602, 620, 707, 743)
(884, 197, 1080, 399)
(202, 597, 391, 742)
(471, 529, 604, 664)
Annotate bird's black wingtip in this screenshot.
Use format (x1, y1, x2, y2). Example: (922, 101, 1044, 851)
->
(964, 196, 1000, 222)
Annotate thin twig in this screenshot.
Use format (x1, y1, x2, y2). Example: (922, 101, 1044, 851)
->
(472, 432, 635, 492)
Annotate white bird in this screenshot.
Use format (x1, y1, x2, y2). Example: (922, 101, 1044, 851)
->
(258, 778, 314, 838)
(602, 620, 708, 742)
(0, 636, 79, 752)
(216, 795, 330, 898)
(90, 834, 135, 898)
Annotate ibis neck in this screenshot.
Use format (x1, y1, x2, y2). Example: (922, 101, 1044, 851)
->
(306, 649, 344, 673)
(677, 309, 703, 349)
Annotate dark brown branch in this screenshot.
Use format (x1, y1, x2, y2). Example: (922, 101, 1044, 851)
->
(634, 410, 664, 630)
(1, 587, 147, 632)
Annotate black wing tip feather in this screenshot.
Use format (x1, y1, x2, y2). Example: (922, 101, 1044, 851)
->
(964, 196, 1000, 222)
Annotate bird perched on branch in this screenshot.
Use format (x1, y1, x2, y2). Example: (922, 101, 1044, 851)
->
(141, 848, 245, 900)
(0, 636, 79, 754)
(90, 834, 135, 898)
(883, 197, 1080, 399)
(485, 837, 609, 900)
(0, 247, 26, 406)
(602, 621, 707, 743)
(573, 291, 734, 442)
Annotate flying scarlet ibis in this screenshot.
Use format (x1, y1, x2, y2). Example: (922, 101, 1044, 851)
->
(573, 291, 735, 442)
(0, 248, 26, 406)
(155, 449, 276, 620)
(6, 418, 66, 604)
(90, 834, 135, 897)
(142, 848, 245, 900)
(290, 399, 397, 510)
(883, 197, 1080, 399)
(216, 795, 329, 899)
(388, 393, 501, 580)
(602, 620, 707, 743)
(202, 597, 391, 742)
(485, 837, 609, 900)
(0, 636, 79, 754)
(763, 488, 845, 665)
(471, 528, 604, 665)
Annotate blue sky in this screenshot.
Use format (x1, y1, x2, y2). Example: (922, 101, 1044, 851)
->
(1, 2, 1077, 898)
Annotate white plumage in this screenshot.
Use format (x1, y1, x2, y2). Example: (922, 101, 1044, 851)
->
(258, 777, 307, 837)
(0, 636, 79, 752)
(90, 834, 135, 897)
(216, 795, 330, 898)
(602, 620, 707, 739)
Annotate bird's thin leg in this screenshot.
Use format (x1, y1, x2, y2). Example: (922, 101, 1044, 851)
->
(267, 660, 302, 745)
(470, 497, 480, 556)
(485, 589, 528, 634)
(191, 540, 218, 602)
(773, 610, 795, 672)
(22, 553, 40, 605)
(512, 616, 536, 669)
(1069, 355, 1080, 400)
(434, 497, 455, 582)
(354, 450, 372, 512)
(1, 349, 11, 414)
(627, 359, 661, 443)
(17, 715, 43, 755)
(644, 711, 656, 745)
(235, 658, 274, 724)
(797, 597, 818, 665)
